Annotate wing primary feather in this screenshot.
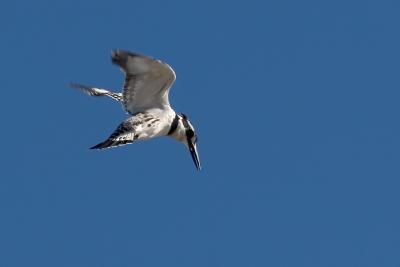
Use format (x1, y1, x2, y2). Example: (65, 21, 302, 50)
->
(90, 139, 133, 150)
(70, 83, 122, 101)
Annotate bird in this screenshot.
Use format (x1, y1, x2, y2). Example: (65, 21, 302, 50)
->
(70, 50, 201, 171)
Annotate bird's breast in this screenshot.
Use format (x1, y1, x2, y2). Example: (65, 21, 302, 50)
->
(132, 109, 175, 140)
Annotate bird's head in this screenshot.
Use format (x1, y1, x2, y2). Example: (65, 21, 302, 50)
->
(171, 113, 201, 171)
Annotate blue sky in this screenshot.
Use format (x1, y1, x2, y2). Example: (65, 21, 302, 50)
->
(1, 0, 399, 266)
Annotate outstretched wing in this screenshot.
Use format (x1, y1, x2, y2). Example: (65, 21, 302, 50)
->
(90, 120, 136, 150)
(111, 50, 176, 115)
(70, 83, 123, 102)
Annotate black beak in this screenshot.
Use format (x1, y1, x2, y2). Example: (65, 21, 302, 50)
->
(188, 141, 201, 171)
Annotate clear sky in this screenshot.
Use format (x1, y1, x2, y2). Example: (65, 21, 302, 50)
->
(1, 0, 399, 266)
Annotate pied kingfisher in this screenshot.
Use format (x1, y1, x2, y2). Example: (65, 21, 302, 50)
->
(71, 50, 201, 170)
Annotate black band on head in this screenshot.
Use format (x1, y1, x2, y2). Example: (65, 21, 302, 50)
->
(168, 114, 180, 135)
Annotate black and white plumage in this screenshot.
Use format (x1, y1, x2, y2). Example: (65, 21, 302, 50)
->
(70, 83, 123, 101)
(71, 50, 201, 170)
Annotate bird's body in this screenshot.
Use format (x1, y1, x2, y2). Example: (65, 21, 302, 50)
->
(90, 108, 176, 149)
(71, 50, 201, 170)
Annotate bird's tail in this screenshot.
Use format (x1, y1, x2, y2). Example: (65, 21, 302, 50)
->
(70, 83, 123, 102)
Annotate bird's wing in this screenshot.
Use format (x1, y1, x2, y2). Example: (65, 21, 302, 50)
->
(90, 113, 163, 150)
(70, 83, 123, 101)
(90, 120, 136, 150)
(111, 50, 176, 115)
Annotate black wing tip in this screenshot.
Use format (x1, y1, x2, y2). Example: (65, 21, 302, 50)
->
(89, 139, 112, 150)
(111, 50, 128, 67)
(111, 49, 153, 65)
(111, 49, 144, 58)
(89, 144, 104, 150)
(90, 139, 133, 150)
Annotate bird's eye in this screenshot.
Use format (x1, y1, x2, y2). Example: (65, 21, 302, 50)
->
(187, 129, 194, 138)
